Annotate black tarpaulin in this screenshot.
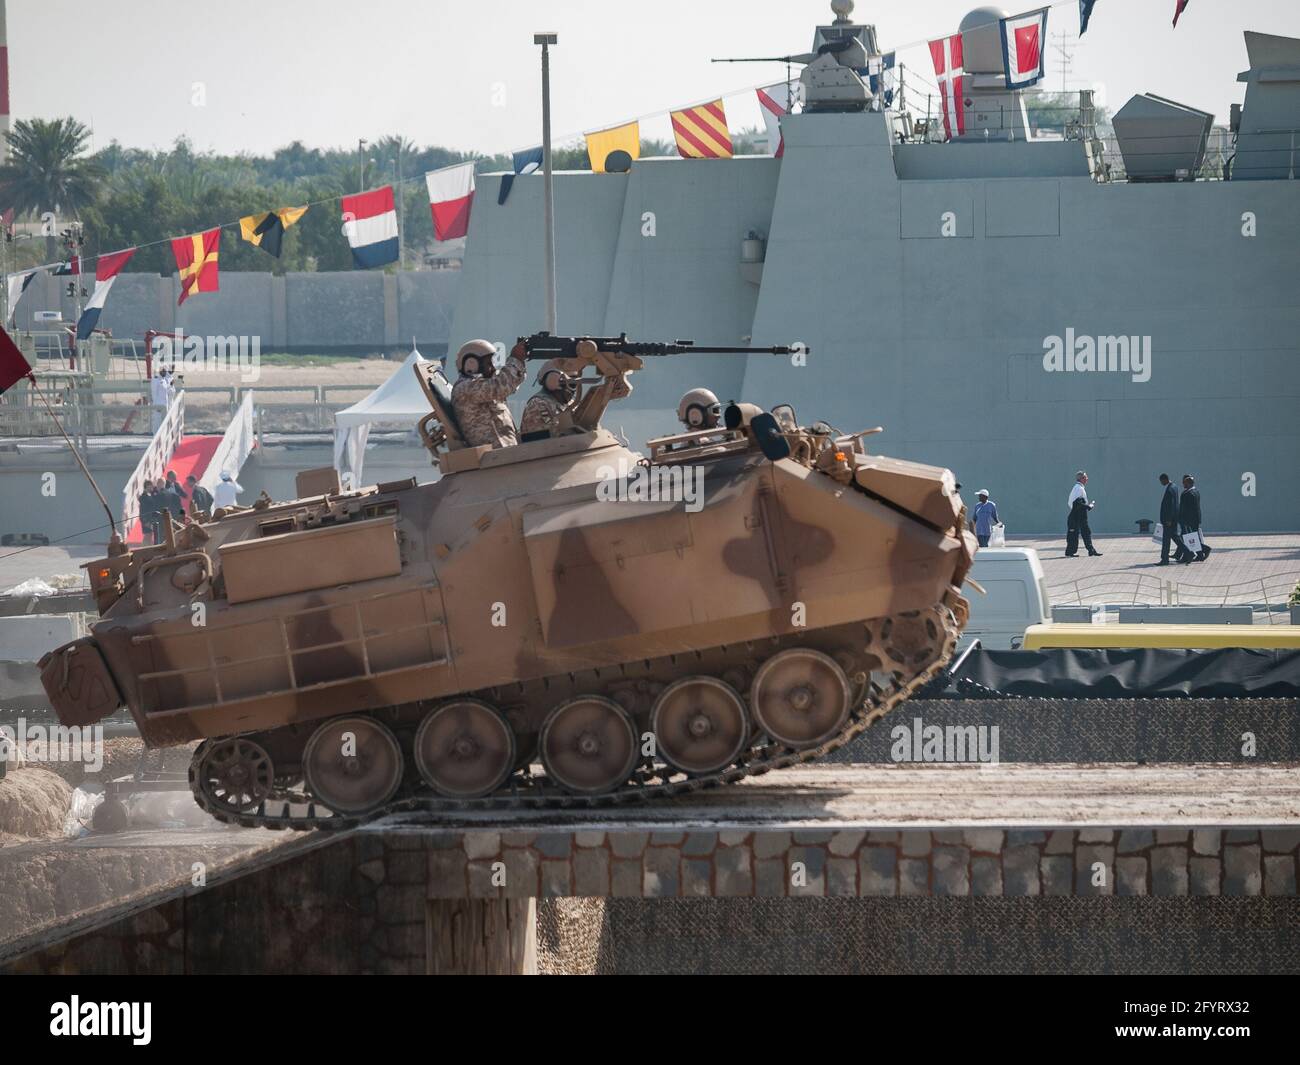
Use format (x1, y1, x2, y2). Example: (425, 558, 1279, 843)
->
(926, 646, 1300, 698)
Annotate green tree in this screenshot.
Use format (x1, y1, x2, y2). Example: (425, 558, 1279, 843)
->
(0, 117, 105, 259)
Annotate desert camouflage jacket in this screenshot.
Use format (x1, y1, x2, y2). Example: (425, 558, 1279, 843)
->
(519, 391, 571, 436)
(451, 354, 526, 448)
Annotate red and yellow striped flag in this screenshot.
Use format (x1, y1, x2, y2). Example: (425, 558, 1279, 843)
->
(670, 99, 733, 159)
(172, 228, 221, 305)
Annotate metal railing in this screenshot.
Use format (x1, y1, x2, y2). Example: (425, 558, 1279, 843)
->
(121, 390, 186, 536)
(1047, 570, 1300, 623)
(199, 391, 256, 492)
(0, 380, 376, 437)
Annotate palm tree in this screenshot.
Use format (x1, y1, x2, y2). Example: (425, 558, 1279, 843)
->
(0, 117, 106, 259)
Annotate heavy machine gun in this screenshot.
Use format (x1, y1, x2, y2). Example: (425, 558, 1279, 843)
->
(516, 331, 803, 359)
(510, 333, 806, 439)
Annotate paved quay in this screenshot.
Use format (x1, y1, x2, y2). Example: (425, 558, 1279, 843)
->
(1010, 533, 1300, 607)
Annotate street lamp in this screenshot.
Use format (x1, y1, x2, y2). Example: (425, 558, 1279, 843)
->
(534, 32, 558, 333)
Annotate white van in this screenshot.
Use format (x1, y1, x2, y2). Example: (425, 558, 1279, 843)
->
(959, 547, 1051, 650)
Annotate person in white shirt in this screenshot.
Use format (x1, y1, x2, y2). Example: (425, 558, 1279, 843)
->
(149, 370, 171, 433)
(1065, 470, 1102, 558)
(212, 471, 243, 510)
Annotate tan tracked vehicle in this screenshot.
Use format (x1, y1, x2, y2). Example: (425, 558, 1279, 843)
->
(40, 334, 975, 828)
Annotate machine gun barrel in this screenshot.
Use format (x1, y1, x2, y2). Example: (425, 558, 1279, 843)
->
(518, 332, 805, 358)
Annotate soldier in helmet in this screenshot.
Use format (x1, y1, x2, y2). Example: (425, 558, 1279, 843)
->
(678, 388, 722, 432)
(520, 359, 578, 438)
(450, 339, 527, 449)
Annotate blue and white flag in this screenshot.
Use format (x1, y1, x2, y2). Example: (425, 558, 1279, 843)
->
(871, 52, 896, 105)
(1079, 0, 1097, 35)
(498, 146, 544, 205)
(5, 270, 37, 325)
(76, 248, 136, 340)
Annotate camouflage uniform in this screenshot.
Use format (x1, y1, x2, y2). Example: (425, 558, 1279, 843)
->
(519, 391, 571, 436)
(451, 353, 526, 448)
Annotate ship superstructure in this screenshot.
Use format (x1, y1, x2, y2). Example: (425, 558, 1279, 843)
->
(450, 3, 1300, 533)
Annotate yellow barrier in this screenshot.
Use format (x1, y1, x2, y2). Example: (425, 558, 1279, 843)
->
(1022, 624, 1300, 651)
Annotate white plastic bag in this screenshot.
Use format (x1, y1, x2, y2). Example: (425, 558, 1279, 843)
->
(1182, 530, 1202, 555)
(1151, 522, 1163, 544)
(989, 523, 1006, 548)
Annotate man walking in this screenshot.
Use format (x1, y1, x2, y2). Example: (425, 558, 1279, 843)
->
(1156, 473, 1187, 565)
(970, 490, 1000, 547)
(1179, 474, 1211, 562)
(138, 480, 162, 545)
(1065, 471, 1102, 557)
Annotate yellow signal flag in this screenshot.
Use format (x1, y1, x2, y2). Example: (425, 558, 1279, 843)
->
(238, 205, 309, 258)
(586, 121, 641, 173)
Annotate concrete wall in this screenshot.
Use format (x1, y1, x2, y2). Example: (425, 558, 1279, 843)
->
(10, 269, 460, 355)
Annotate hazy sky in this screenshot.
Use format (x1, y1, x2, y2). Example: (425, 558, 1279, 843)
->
(11, 1, 1300, 157)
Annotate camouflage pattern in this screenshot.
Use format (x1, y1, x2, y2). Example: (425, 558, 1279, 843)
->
(39, 336, 974, 822)
(519, 391, 571, 436)
(451, 354, 526, 448)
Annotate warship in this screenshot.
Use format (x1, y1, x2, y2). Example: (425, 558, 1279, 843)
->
(450, 2, 1300, 535)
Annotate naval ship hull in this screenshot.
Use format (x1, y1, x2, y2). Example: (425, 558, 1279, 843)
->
(450, 41, 1300, 536)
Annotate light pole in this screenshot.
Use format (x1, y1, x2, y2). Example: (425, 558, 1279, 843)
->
(358, 138, 368, 192)
(534, 32, 558, 333)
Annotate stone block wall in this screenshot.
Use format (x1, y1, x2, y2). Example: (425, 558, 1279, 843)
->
(6, 826, 1298, 974)
(413, 826, 1300, 900)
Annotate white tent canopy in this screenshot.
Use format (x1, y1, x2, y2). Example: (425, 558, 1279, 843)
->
(333, 345, 432, 489)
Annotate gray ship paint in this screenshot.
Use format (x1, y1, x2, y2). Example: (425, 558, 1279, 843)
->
(449, 29, 1300, 535)
(1043, 331, 1151, 383)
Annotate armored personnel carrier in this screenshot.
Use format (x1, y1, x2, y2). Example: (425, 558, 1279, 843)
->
(40, 334, 974, 829)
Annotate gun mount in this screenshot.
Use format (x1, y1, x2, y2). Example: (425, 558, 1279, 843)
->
(414, 333, 804, 471)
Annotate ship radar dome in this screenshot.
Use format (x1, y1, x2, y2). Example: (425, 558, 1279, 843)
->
(960, 6, 1010, 33)
(830, 0, 854, 23)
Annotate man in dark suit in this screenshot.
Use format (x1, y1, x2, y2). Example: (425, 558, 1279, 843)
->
(1179, 474, 1211, 563)
(1156, 473, 1187, 565)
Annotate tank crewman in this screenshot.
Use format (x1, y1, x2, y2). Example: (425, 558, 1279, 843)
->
(520, 360, 578, 437)
(677, 388, 722, 432)
(450, 339, 526, 449)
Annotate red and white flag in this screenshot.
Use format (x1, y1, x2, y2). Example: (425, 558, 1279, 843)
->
(1000, 7, 1049, 89)
(756, 82, 790, 157)
(928, 33, 966, 140)
(426, 162, 475, 241)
